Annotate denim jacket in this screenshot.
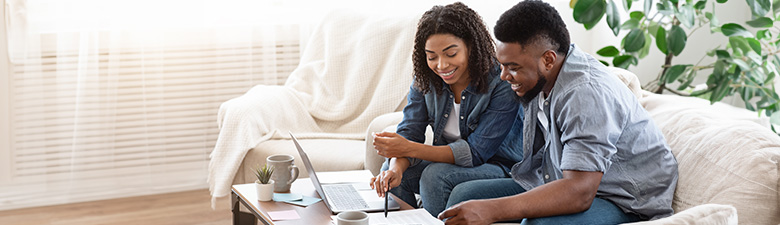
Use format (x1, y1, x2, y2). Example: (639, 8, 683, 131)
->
(397, 66, 520, 168)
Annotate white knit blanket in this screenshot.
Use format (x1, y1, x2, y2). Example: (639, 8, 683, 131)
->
(208, 9, 420, 204)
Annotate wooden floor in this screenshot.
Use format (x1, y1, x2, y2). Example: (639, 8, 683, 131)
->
(0, 189, 234, 225)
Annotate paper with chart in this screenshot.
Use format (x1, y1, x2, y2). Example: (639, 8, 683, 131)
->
(331, 209, 443, 225)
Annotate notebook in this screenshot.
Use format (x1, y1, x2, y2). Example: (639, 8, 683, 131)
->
(289, 131, 401, 214)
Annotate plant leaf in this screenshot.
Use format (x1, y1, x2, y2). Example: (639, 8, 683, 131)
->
(716, 0, 728, 3)
(740, 85, 755, 103)
(715, 49, 730, 58)
(732, 58, 751, 70)
(574, 0, 608, 29)
(597, 46, 621, 56)
(765, 61, 778, 83)
(678, 69, 698, 91)
(729, 36, 752, 55)
(757, 29, 770, 39)
(771, 113, 780, 128)
(676, 3, 696, 28)
(746, 17, 774, 28)
(746, 0, 770, 18)
(607, 0, 622, 36)
(706, 11, 721, 33)
(712, 60, 726, 81)
(710, 79, 732, 103)
(623, 0, 633, 11)
(774, 0, 780, 15)
(721, 23, 754, 37)
(746, 37, 762, 54)
(639, 32, 652, 58)
(623, 29, 646, 52)
(657, 1, 675, 16)
(667, 25, 687, 56)
(656, 27, 668, 54)
(747, 51, 763, 65)
(648, 21, 660, 37)
(630, 11, 644, 20)
(621, 18, 641, 29)
(613, 55, 638, 68)
(665, 64, 691, 83)
(694, 0, 707, 10)
(644, 0, 652, 15)
(599, 60, 610, 66)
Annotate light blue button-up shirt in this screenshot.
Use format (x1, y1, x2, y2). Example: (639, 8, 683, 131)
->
(509, 44, 678, 220)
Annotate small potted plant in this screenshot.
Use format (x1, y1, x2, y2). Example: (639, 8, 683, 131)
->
(253, 163, 275, 201)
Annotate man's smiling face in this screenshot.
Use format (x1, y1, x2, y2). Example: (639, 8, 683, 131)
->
(497, 42, 546, 103)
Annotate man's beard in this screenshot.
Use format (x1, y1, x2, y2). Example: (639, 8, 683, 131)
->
(516, 71, 547, 104)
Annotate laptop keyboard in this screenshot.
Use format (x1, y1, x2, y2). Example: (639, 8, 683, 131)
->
(322, 184, 370, 210)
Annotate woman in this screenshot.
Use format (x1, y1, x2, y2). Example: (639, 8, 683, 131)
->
(370, 2, 523, 217)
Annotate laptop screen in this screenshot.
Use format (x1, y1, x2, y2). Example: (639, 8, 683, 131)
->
(288, 132, 332, 207)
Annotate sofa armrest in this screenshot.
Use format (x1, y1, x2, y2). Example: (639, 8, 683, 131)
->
(365, 112, 405, 175)
(364, 112, 434, 176)
(621, 204, 738, 225)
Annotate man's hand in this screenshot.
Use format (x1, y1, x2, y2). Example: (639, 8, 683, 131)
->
(373, 132, 414, 158)
(369, 169, 403, 197)
(438, 199, 495, 225)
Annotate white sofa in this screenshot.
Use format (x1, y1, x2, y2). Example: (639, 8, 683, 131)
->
(219, 8, 779, 225)
(361, 68, 780, 225)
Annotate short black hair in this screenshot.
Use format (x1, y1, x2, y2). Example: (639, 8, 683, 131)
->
(413, 2, 496, 94)
(494, 0, 570, 54)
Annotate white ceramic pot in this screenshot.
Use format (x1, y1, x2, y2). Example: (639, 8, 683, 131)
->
(256, 180, 275, 201)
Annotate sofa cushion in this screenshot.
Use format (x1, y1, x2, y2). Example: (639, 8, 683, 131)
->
(234, 139, 365, 185)
(641, 93, 780, 225)
(623, 204, 738, 225)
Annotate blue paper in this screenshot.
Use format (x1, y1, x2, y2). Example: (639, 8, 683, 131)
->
(281, 195, 322, 207)
(273, 193, 303, 202)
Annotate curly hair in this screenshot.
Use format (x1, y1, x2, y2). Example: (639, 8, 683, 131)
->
(494, 0, 570, 54)
(412, 2, 496, 95)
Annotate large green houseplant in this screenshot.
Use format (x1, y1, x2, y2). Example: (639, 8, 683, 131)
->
(570, 0, 780, 131)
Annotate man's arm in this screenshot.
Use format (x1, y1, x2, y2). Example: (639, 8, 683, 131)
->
(439, 170, 603, 225)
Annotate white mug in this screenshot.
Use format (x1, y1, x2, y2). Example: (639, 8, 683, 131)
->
(266, 154, 299, 192)
(336, 210, 369, 225)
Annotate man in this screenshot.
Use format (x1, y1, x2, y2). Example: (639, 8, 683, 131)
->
(437, 1, 679, 224)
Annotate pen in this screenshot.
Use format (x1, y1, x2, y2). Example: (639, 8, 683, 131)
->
(384, 190, 389, 217)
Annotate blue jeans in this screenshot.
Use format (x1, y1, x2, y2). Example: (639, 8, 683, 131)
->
(381, 160, 508, 217)
(446, 178, 641, 225)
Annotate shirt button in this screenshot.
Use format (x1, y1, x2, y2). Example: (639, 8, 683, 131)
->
(544, 101, 549, 106)
(544, 174, 550, 179)
(460, 116, 464, 120)
(450, 95, 453, 98)
(461, 96, 465, 100)
(444, 114, 448, 118)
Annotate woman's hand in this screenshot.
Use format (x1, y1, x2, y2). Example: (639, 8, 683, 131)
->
(373, 132, 415, 158)
(369, 169, 403, 197)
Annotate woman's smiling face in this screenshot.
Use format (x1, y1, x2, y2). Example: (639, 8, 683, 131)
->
(425, 33, 470, 89)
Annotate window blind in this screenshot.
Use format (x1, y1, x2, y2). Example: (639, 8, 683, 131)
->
(0, 30, 301, 210)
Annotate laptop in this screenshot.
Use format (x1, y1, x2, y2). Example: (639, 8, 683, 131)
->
(289, 131, 401, 214)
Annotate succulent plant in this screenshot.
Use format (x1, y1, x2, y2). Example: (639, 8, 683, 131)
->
(253, 164, 274, 184)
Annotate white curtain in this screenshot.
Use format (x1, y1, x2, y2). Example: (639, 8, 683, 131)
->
(0, 0, 321, 210)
